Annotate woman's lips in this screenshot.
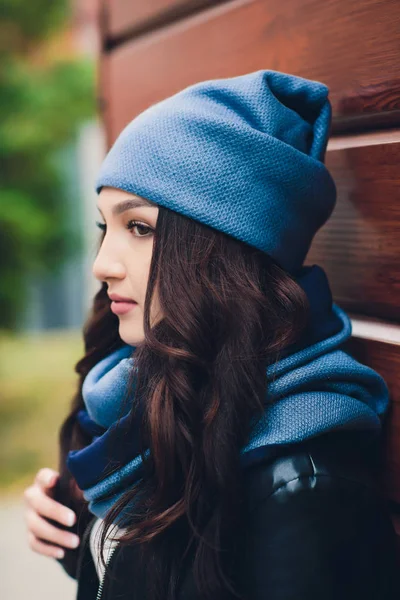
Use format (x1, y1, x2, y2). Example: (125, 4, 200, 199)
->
(110, 301, 138, 315)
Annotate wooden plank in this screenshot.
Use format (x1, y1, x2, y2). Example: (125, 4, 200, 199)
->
(305, 139, 400, 322)
(99, 0, 400, 141)
(101, 0, 225, 41)
(345, 336, 400, 505)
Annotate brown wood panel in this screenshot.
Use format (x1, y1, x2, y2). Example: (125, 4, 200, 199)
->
(102, 0, 226, 41)
(305, 140, 400, 322)
(99, 0, 400, 142)
(345, 336, 400, 505)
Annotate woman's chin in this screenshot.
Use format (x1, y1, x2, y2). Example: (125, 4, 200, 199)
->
(118, 323, 145, 347)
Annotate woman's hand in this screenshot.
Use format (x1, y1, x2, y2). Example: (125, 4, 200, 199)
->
(23, 467, 81, 560)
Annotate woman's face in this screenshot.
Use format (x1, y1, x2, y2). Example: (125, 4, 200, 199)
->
(92, 186, 162, 346)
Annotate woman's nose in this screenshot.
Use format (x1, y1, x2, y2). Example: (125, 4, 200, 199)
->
(92, 244, 126, 282)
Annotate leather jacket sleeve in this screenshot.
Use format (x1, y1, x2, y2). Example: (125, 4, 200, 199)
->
(57, 431, 399, 600)
(53, 506, 94, 580)
(242, 472, 398, 599)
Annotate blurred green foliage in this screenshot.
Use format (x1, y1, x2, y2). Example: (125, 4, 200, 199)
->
(0, 328, 83, 494)
(0, 0, 96, 329)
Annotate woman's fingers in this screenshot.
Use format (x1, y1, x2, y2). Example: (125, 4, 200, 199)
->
(25, 508, 80, 550)
(23, 484, 76, 528)
(23, 467, 81, 560)
(27, 531, 66, 560)
(34, 467, 59, 490)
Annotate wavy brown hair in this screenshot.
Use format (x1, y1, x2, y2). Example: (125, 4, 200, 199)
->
(58, 204, 310, 600)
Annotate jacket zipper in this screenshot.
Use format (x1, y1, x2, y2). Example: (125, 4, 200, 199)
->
(95, 542, 119, 600)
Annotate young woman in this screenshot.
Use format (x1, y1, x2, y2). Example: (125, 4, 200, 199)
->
(24, 69, 398, 600)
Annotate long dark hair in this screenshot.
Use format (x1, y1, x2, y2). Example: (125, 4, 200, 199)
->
(58, 204, 309, 599)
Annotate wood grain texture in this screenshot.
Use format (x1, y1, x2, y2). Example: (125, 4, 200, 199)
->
(101, 0, 227, 42)
(305, 140, 400, 322)
(345, 336, 400, 505)
(99, 0, 400, 142)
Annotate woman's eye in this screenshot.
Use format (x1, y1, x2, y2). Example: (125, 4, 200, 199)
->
(126, 220, 153, 237)
(95, 220, 153, 238)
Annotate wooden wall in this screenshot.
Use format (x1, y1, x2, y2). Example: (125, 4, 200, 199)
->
(98, 0, 400, 560)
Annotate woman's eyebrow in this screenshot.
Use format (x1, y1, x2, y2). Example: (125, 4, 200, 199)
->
(97, 197, 156, 217)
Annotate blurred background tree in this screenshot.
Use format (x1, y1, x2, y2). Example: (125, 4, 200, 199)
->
(0, 0, 96, 329)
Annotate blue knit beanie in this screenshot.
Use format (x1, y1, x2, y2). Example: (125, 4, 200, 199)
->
(95, 69, 336, 273)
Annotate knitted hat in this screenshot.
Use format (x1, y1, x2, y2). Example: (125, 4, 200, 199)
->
(95, 69, 336, 273)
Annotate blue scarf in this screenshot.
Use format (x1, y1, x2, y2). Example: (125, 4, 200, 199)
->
(66, 265, 389, 526)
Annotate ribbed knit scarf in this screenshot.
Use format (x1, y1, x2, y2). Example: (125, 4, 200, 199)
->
(66, 265, 389, 526)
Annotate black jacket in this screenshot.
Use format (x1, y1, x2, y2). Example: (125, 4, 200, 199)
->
(55, 430, 399, 599)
